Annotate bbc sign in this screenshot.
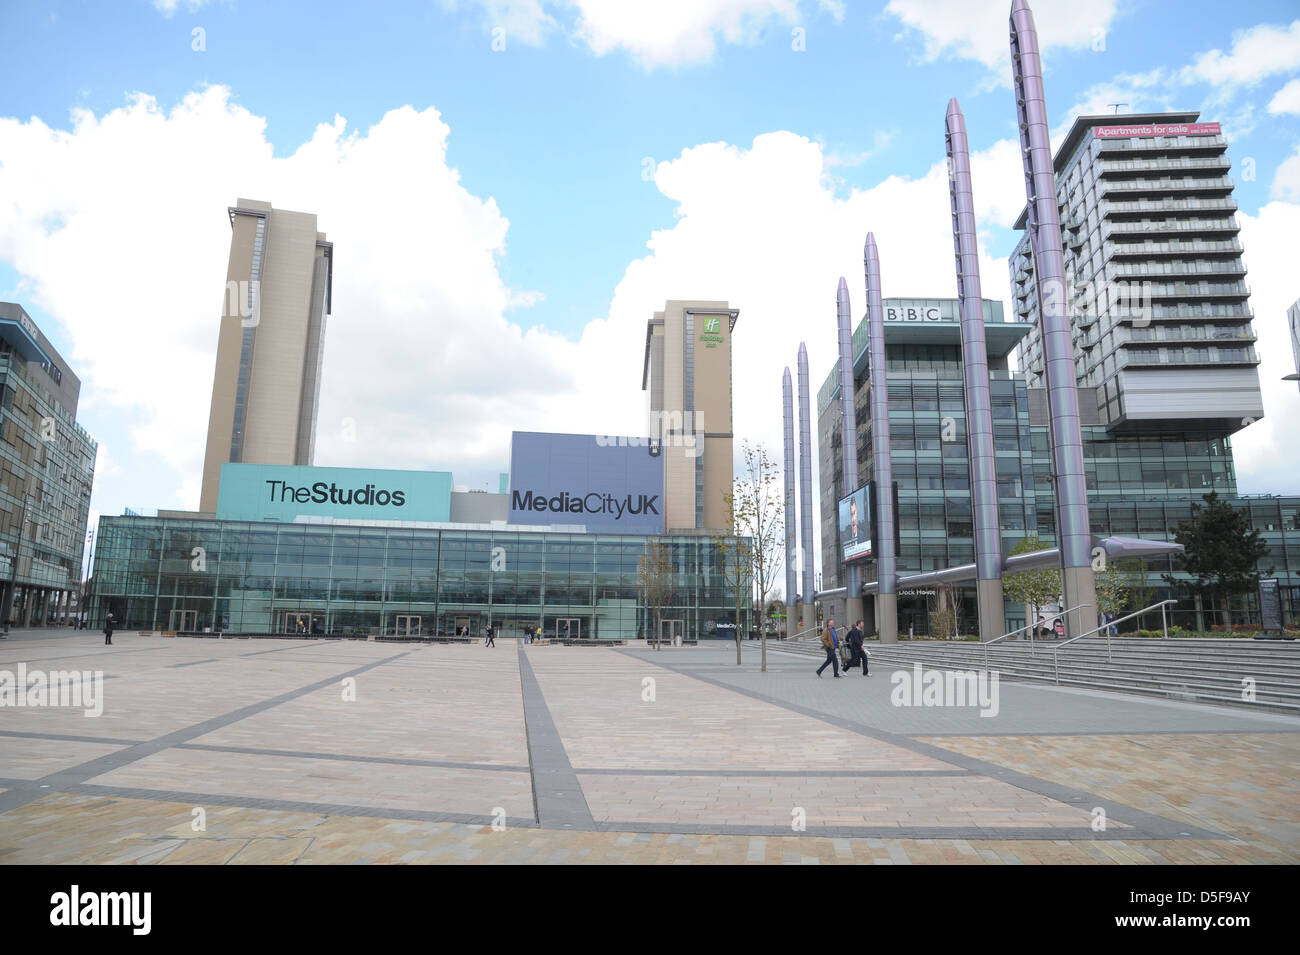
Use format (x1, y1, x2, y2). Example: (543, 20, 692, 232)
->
(508, 431, 665, 534)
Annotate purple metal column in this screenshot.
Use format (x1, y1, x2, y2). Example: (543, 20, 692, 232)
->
(863, 234, 897, 643)
(797, 344, 816, 634)
(1010, 0, 1095, 637)
(836, 278, 863, 629)
(782, 367, 798, 638)
(946, 97, 1006, 641)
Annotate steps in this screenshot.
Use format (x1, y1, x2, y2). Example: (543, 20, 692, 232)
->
(772, 636, 1300, 712)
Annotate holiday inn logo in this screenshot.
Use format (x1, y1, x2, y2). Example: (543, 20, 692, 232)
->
(703, 318, 719, 332)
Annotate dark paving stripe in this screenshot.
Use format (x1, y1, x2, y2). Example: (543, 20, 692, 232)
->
(0, 646, 171, 666)
(0, 730, 145, 746)
(0, 651, 412, 817)
(589, 821, 1177, 841)
(516, 643, 594, 830)
(175, 742, 529, 773)
(621, 649, 1227, 842)
(167, 659, 219, 668)
(574, 768, 974, 777)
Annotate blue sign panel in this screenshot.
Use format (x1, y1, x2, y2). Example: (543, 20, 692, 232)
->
(508, 432, 664, 533)
(217, 463, 452, 523)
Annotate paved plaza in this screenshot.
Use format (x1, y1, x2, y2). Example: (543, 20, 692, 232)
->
(0, 629, 1297, 864)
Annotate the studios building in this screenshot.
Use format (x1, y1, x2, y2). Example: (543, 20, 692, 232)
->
(91, 300, 747, 641)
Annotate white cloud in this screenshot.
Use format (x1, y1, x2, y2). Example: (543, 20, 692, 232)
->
(1178, 20, 1300, 90)
(152, 0, 211, 16)
(451, 0, 829, 66)
(1268, 77, 1300, 115)
(440, 0, 560, 47)
(0, 87, 637, 508)
(1272, 145, 1300, 202)
(607, 129, 1020, 576)
(1224, 201, 1300, 495)
(885, 0, 1119, 81)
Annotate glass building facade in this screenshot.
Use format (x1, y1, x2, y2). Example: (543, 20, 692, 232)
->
(90, 516, 747, 641)
(818, 305, 1300, 635)
(0, 305, 97, 628)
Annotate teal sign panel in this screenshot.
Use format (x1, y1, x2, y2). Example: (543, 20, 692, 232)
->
(216, 463, 452, 523)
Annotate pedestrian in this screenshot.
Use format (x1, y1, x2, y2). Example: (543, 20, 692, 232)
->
(485, 622, 496, 648)
(816, 619, 841, 678)
(103, 612, 115, 646)
(846, 619, 870, 676)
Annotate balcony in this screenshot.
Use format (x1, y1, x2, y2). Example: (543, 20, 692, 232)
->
(1101, 176, 1234, 197)
(1102, 217, 1240, 238)
(1119, 347, 1259, 369)
(1109, 260, 1247, 279)
(1146, 281, 1249, 299)
(1106, 237, 1243, 258)
(1099, 155, 1231, 175)
(1094, 134, 1228, 154)
(1104, 196, 1238, 216)
(1125, 325, 1257, 345)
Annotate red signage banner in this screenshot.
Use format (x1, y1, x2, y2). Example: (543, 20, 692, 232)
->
(1095, 122, 1221, 139)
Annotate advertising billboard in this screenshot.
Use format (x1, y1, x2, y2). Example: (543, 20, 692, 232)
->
(216, 463, 453, 523)
(839, 484, 872, 563)
(508, 431, 664, 533)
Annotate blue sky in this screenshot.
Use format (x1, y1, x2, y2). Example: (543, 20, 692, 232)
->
(2, 0, 1300, 573)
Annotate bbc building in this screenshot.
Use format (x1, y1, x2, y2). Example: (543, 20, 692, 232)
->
(91, 301, 749, 641)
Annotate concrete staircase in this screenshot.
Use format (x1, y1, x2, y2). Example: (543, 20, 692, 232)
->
(773, 635, 1300, 712)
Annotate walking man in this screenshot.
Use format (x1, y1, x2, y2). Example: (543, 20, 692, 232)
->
(846, 619, 869, 676)
(485, 622, 496, 648)
(816, 618, 841, 678)
(103, 612, 116, 646)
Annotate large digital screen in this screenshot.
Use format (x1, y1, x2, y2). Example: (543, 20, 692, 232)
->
(838, 484, 872, 563)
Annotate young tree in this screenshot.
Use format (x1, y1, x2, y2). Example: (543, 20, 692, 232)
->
(713, 501, 753, 665)
(638, 539, 676, 650)
(926, 583, 964, 640)
(1002, 535, 1061, 639)
(1163, 491, 1271, 628)
(726, 441, 786, 672)
(1094, 560, 1129, 630)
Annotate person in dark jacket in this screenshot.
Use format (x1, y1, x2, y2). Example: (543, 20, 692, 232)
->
(845, 620, 869, 676)
(484, 622, 495, 647)
(103, 613, 116, 646)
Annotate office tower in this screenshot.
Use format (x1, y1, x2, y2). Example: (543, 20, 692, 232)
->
(0, 303, 97, 629)
(1009, 112, 1263, 432)
(199, 199, 334, 513)
(641, 300, 738, 530)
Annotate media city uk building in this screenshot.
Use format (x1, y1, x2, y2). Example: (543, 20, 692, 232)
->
(90, 299, 750, 641)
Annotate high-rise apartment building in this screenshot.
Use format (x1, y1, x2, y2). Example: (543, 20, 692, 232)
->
(1010, 112, 1263, 434)
(642, 301, 738, 531)
(199, 199, 333, 512)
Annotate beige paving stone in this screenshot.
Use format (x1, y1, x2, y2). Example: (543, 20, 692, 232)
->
(0, 737, 130, 779)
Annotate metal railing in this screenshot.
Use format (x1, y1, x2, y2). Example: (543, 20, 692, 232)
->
(1052, 599, 1179, 682)
(982, 604, 1092, 669)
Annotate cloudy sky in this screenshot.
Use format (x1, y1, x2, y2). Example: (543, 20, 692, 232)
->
(2, 0, 1299, 579)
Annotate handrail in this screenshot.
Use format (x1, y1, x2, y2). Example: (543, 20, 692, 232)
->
(1053, 599, 1179, 682)
(983, 603, 1092, 668)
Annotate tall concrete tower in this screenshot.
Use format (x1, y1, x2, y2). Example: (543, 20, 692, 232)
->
(200, 199, 333, 513)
